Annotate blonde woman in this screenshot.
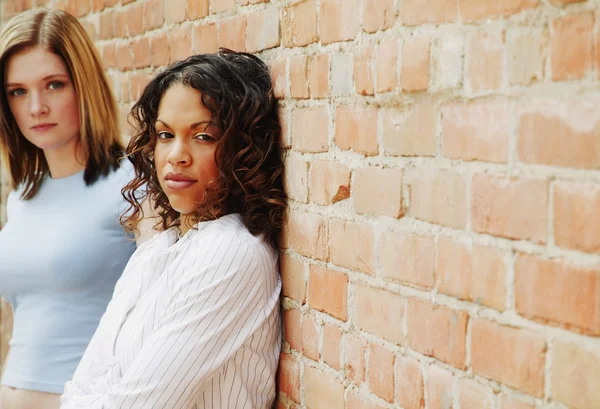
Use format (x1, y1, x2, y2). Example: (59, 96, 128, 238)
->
(0, 9, 153, 409)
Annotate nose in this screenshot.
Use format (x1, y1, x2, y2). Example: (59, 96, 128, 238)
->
(166, 137, 192, 166)
(29, 92, 48, 117)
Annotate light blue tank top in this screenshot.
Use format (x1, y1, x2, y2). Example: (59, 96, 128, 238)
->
(0, 163, 136, 393)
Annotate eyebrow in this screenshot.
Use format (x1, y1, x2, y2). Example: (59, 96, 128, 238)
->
(155, 119, 212, 130)
(5, 73, 70, 88)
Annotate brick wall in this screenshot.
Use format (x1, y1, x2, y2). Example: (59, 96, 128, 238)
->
(1, 0, 600, 408)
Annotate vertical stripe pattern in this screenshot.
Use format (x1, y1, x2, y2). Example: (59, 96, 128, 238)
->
(60, 214, 281, 409)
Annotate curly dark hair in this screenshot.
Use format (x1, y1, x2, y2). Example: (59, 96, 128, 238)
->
(121, 49, 287, 248)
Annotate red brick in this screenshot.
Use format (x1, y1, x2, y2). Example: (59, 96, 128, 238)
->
(551, 340, 600, 409)
(119, 74, 131, 103)
(284, 308, 301, 351)
(330, 221, 375, 275)
(507, 28, 545, 85)
(377, 37, 399, 93)
(382, 104, 438, 157)
(187, 0, 209, 19)
(279, 253, 306, 303)
(518, 98, 600, 169)
(286, 211, 329, 260)
(80, 20, 97, 42)
(211, 0, 235, 13)
(400, 0, 458, 25)
(91, 0, 104, 12)
(344, 334, 366, 384)
(127, 3, 145, 36)
(405, 168, 467, 229)
(467, 30, 505, 93)
(396, 356, 425, 409)
(308, 266, 348, 320)
(368, 344, 395, 402)
(407, 299, 468, 369)
(115, 41, 133, 71)
(402, 36, 430, 92)
(442, 99, 511, 162)
(132, 37, 151, 69)
(554, 181, 600, 253)
(99, 42, 116, 70)
(551, 13, 594, 81)
(131, 72, 152, 101)
(550, 0, 585, 3)
(515, 254, 600, 334)
(246, 7, 280, 52)
(426, 365, 454, 409)
(309, 54, 329, 98)
(99, 10, 114, 39)
(346, 391, 386, 409)
(143, 0, 164, 31)
(498, 395, 535, 409)
(304, 366, 344, 409)
(193, 23, 219, 53)
(363, 0, 395, 33)
(114, 10, 128, 38)
(459, 379, 494, 409)
(380, 232, 435, 289)
(471, 320, 546, 396)
(165, 0, 186, 24)
(150, 33, 170, 67)
(292, 106, 329, 152)
(334, 106, 378, 155)
(437, 238, 506, 311)
(218, 16, 247, 52)
(310, 160, 350, 205)
(459, 0, 537, 21)
(353, 167, 402, 217)
(322, 324, 342, 370)
(302, 314, 319, 361)
(284, 157, 309, 203)
(282, 0, 318, 47)
(472, 175, 548, 243)
(268, 58, 287, 99)
(169, 25, 193, 63)
(355, 284, 404, 344)
(354, 46, 374, 95)
(290, 55, 309, 99)
(278, 353, 301, 403)
(320, 0, 361, 44)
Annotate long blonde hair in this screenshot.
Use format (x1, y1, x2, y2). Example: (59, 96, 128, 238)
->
(0, 8, 123, 199)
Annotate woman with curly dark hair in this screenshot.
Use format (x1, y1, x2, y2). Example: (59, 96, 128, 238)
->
(60, 49, 287, 409)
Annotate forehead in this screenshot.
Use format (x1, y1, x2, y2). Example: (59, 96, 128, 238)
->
(156, 83, 212, 125)
(5, 45, 69, 83)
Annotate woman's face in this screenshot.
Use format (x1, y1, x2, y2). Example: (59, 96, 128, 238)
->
(4, 45, 80, 154)
(154, 83, 220, 216)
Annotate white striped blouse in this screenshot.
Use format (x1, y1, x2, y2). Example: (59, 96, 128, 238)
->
(60, 214, 282, 409)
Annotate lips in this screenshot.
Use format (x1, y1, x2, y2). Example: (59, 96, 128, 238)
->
(165, 172, 197, 190)
(31, 123, 57, 131)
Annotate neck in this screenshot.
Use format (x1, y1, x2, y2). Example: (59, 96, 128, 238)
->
(44, 140, 86, 179)
(179, 214, 195, 236)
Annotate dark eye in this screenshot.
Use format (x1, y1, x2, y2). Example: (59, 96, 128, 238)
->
(194, 133, 215, 142)
(157, 131, 174, 139)
(48, 81, 65, 90)
(8, 88, 26, 97)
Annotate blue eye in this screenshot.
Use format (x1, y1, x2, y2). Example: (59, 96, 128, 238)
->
(48, 81, 65, 90)
(8, 88, 26, 97)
